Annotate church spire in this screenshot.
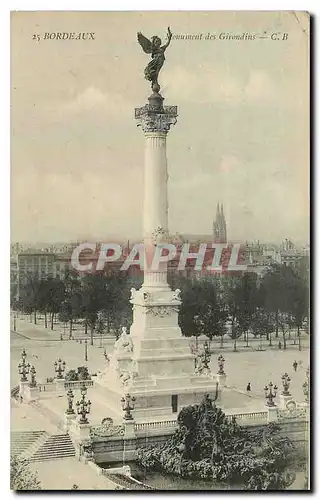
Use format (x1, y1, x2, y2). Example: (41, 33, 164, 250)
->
(213, 201, 227, 244)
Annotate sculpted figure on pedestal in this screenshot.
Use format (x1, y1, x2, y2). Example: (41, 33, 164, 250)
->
(114, 327, 133, 354)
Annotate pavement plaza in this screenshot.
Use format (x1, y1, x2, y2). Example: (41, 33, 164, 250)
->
(11, 314, 309, 419)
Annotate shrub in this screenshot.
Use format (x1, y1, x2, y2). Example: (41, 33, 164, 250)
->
(136, 395, 295, 490)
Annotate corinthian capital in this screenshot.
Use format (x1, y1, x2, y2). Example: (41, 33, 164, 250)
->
(135, 104, 178, 134)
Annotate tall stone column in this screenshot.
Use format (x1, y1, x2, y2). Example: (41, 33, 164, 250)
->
(135, 92, 177, 289)
(98, 89, 219, 421)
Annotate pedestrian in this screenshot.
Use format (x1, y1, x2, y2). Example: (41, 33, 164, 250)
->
(278, 341, 282, 350)
(246, 382, 251, 392)
(293, 360, 298, 372)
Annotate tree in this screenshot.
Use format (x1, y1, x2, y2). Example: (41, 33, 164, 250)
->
(262, 264, 308, 350)
(178, 278, 204, 340)
(10, 456, 41, 490)
(226, 274, 258, 350)
(104, 273, 132, 337)
(19, 277, 41, 324)
(290, 274, 308, 350)
(192, 279, 228, 346)
(47, 278, 66, 330)
(251, 307, 274, 350)
(81, 274, 108, 345)
(63, 270, 83, 338)
(65, 366, 91, 381)
(38, 278, 65, 330)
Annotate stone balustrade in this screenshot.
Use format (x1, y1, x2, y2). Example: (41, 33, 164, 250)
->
(64, 380, 94, 390)
(36, 379, 94, 394)
(226, 410, 268, 424)
(134, 420, 177, 432)
(37, 382, 57, 392)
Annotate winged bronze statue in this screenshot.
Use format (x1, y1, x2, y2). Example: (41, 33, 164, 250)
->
(137, 27, 172, 92)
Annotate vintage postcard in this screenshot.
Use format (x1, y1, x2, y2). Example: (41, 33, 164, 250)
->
(10, 11, 310, 491)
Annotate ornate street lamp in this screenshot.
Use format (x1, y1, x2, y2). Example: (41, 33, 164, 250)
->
(84, 338, 88, 362)
(264, 381, 278, 407)
(202, 342, 211, 370)
(65, 389, 75, 415)
(217, 354, 225, 375)
(76, 384, 91, 424)
(18, 349, 30, 382)
(121, 393, 136, 420)
(302, 367, 310, 403)
(29, 366, 37, 387)
(281, 373, 291, 396)
(54, 358, 66, 379)
(21, 348, 27, 363)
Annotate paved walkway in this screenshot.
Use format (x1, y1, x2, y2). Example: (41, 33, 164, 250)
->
(11, 313, 116, 343)
(29, 458, 116, 490)
(11, 317, 309, 412)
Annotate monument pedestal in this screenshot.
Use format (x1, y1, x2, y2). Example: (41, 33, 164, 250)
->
(64, 412, 76, 432)
(98, 286, 219, 420)
(123, 419, 136, 439)
(266, 405, 278, 423)
(55, 378, 66, 391)
(19, 380, 29, 401)
(72, 421, 91, 441)
(216, 373, 227, 388)
(279, 393, 293, 409)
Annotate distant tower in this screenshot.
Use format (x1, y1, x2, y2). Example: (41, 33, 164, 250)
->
(213, 202, 227, 243)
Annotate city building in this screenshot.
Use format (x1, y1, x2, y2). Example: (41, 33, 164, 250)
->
(15, 252, 71, 298)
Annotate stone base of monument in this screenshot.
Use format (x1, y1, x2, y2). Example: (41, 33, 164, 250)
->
(97, 369, 219, 421)
(279, 393, 293, 409)
(96, 286, 222, 421)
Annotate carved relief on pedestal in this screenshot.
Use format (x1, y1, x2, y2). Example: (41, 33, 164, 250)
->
(146, 305, 179, 317)
(90, 421, 125, 438)
(172, 289, 181, 302)
(143, 291, 152, 303)
(277, 400, 308, 421)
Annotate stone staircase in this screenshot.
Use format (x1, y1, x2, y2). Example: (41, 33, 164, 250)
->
(30, 433, 76, 462)
(11, 430, 48, 458)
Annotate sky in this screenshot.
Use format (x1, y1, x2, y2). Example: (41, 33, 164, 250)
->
(11, 11, 309, 244)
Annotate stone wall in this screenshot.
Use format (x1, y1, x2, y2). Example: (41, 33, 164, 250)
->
(90, 416, 308, 464)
